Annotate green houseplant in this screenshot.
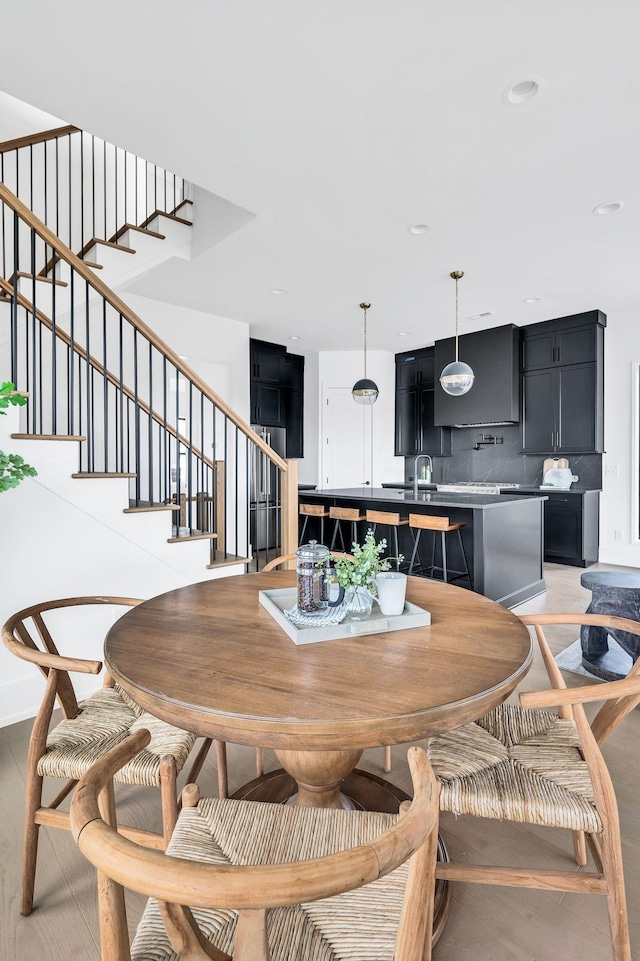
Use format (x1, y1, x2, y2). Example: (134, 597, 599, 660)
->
(331, 529, 402, 620)
(0, 382, 37, 492)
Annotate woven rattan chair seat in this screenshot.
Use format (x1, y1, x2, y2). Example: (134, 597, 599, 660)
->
(131, 798, 408, 961)
(427, 703, 602, 833)
(37, 686, 196, 787)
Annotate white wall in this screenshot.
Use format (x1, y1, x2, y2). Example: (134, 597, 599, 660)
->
(599, 308, 640, 566)
(298, 350, 319, 484)
(317, 349, 402, 487)
(124, 294, 250, 422)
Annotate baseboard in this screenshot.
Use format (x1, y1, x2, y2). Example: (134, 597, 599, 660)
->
(0, 672, 102, 729)
(598, 545, 640, 568)
(498, 578, 547, 610)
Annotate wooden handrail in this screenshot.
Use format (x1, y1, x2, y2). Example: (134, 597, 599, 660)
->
(0, 181, 287, 471)
(0, 125, 80, 154)
(0, 277, 216, 472)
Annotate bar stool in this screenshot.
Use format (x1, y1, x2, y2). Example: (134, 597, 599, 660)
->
(329, 506, 366, 552)
(408, 513, 472, 588)
(299, 503, 330, 544)
(365, 510, 409, 571)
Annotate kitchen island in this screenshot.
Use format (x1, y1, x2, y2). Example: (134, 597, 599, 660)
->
(299, 487, 547, 608)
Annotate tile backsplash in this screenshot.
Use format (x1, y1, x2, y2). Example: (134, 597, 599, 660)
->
(404, 423, 602, 488)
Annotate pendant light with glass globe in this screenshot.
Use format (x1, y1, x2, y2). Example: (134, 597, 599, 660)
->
(439, 270, 475, 396)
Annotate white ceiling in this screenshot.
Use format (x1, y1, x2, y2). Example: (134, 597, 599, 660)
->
(2, 0, 640, 352)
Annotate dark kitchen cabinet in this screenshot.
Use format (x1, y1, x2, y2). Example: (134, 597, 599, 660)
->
(506, 489, 600, 567)
(282, 354, 304, 458)
(521, 314, 600, 371)
(544, 491, 600, 567)
(395, 349, 435, 389)
(250, 340, 304, 455)
(394, 348, 451, 456)
(252, 383, 283, 427)
(521, 311, 605, 454)
(250, 340, 284, 383)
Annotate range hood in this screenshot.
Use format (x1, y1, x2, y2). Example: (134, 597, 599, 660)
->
(434, 324, 520, 427)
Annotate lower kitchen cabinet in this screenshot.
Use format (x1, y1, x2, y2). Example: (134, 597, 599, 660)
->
(543, 491, 599, 567)
(507, 489, 599, 567)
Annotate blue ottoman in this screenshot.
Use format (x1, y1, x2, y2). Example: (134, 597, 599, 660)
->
(580, 571, 640, 680)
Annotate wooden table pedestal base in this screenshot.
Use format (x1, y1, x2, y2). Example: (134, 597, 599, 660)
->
(230, 766, 452, 948)
(275, 748, 363, 809)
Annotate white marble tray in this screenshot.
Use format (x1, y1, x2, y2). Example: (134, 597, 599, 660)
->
(259, 588, 431, 645)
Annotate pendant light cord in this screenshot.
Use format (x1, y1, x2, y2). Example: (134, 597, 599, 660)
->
(455, 276, 459, 363)
(363, 305, 368, 378)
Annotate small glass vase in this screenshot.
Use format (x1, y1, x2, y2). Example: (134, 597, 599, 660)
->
(343, 585, 373, 621)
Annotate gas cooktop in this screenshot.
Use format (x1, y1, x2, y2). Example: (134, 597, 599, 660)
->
(436, 482, 521, 494)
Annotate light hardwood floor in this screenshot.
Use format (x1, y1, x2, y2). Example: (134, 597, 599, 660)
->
(1, 562, 638, 961)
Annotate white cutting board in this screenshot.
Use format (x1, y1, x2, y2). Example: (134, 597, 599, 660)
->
(543, 457, 569, 474)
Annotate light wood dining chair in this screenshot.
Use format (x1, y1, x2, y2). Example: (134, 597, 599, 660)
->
(71, 732, 440, 961)
(1, 596, 223, 916)
(427, 613, 640, 961)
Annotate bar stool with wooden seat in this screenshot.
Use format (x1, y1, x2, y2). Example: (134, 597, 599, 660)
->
(408, 513, 472, 588)
(365, 509, 410, 571)
(299, 503, 330, 544)
(329, 505, 366, 552)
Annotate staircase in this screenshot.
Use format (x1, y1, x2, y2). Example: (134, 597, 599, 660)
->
(0, 125, 297, 576)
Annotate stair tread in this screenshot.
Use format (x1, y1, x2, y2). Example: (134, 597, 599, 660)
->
(12, 433, 86, 441)
(123, 504, 181, 513)
(15, 272, 68, 287)
(72, 472, 137, 478)
(206, 555, 251, 570)
(80, 237, 136, 257)
(168, 530, 218, 543)
(139, 209, 193, 230)
(171, 199, 193, 216)
(111, 223, 166, 243)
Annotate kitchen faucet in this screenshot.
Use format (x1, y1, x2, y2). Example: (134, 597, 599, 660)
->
(412, 454, 433, 497)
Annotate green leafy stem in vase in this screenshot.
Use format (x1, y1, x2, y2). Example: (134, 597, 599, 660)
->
(330, 529, 403, 597)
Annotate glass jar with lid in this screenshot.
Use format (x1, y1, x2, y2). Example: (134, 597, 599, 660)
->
(296, 541, 343, 616)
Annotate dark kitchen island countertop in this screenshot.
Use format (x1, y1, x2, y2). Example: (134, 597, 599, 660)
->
(299, 487, 547, 608)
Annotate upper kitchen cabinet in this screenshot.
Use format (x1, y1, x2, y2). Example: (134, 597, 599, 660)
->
(521, 310, 604, 371)
(395, 348, 435, 389)
(434, 324, 520, 426)
(394, 347, 451, 456)
(250, 339, 304, 456)
(521, 311, 605, 454)
(250, 339, 285, 383)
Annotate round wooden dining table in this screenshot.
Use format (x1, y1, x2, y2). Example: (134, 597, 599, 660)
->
(106, 571, 532, 945)
(105, 570, 532, 808)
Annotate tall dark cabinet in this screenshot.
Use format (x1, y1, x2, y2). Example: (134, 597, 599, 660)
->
(250, 339, 304, 458)
(521, 310, 605, 454)
(394, 347, 451, 456)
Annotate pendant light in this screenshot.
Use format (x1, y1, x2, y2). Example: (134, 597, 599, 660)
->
(439, 270, 475, 396)
(352, 302, 379, 405)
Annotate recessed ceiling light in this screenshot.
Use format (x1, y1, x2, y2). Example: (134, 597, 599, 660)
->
(523, 297, 540, 304)
(408, 224, 430, 235)
(289, 335, 301, 340)
(466, 311, 494, 322)
(271, 288, 287, 295)
(593, 201, 623, 216)
(398, 331, 410, 337)
(502, 78, 540, 105)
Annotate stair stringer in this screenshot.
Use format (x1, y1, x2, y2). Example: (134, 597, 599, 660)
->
(1, 406, 244, 584)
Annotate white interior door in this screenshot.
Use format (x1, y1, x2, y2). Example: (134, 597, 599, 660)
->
(322, 388, 374, 488)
